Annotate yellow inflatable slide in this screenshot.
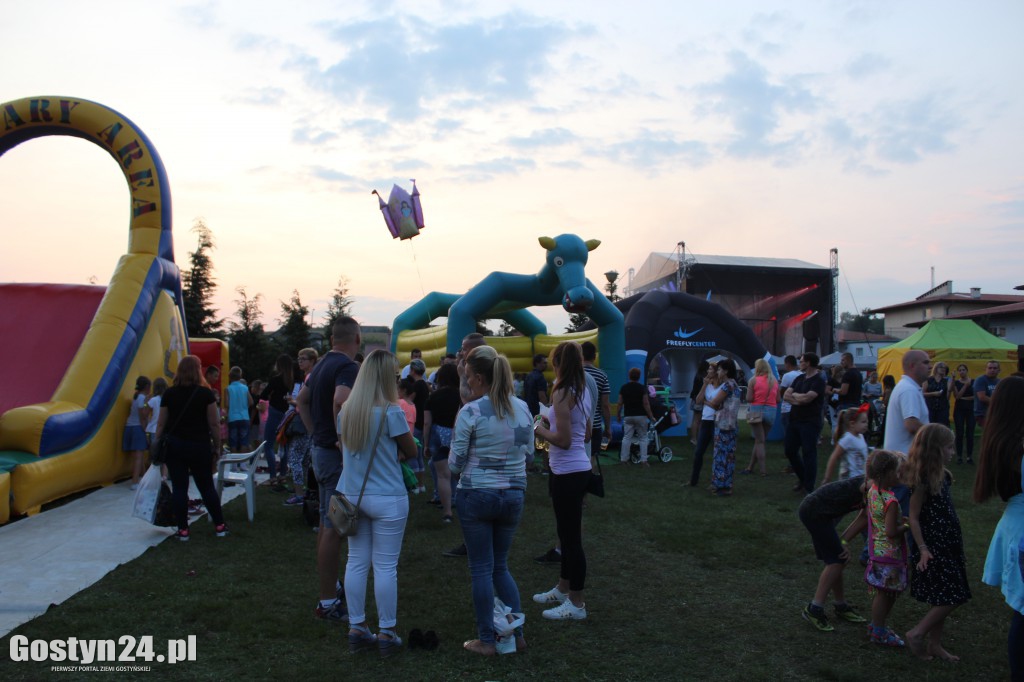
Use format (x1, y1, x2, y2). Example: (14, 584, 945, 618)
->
(0, 96, 187, 522)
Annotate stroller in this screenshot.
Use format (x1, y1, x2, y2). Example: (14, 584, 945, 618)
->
(627, 400, 675, 464)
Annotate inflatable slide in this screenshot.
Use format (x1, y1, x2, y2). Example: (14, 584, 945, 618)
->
(0, 96, 187, 522)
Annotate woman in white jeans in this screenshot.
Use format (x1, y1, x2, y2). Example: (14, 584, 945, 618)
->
(336, 350, 418, 657)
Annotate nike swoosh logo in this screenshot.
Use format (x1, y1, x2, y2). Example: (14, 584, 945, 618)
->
(674, 327, 703, 339)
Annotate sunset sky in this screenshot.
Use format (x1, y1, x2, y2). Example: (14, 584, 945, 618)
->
(1, 1, 1021, 334)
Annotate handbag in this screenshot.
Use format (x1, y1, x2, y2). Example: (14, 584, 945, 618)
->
(746, 405, 763, 424)
(585, 455, 605, 498)
(327, 409, 387, 538)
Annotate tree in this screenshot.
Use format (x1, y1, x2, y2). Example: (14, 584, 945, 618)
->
(181, 219, 224, 338)
(323, 276, 354, 332)
(838, 309, 883, 334)
(276, 290, 311, 358)
(566, 312, 589, 332)
(227, 287, 273, 379)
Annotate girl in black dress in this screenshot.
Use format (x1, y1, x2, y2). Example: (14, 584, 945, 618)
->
(904, 424, 970, 662)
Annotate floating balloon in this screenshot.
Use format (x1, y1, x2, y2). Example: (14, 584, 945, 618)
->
(372, 179, 424, 240)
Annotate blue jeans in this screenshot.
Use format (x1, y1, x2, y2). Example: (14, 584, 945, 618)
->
(456, 487, 525, 644)
(263, 407, 285, 477)
(312, 445, 342, 528)
(785, 419, 821, 493)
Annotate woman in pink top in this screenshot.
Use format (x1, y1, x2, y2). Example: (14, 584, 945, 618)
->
(741, 358, 778, 477)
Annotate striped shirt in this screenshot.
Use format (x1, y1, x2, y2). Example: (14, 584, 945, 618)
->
(583, 364, 610, 430)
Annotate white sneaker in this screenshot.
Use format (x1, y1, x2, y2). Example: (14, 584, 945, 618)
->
(542, 600, 587, 620)
(532, 586, 568, 605)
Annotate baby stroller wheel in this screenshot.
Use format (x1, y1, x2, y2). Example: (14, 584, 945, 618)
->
(659, 446, 673, 463)
(628, 443, 641, 464)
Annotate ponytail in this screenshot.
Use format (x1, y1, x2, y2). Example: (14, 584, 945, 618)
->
(488, 355, 515, 420)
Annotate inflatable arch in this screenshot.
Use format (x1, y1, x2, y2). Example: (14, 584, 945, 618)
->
(391, 234, 626, 391)
(0, 96, 187, 519)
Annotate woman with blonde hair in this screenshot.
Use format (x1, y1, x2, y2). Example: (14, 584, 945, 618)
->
(533, 341, 593, 620)
(449, 345, 533, 655)
(742, 358, 777, 477)
(337, 350, 418, 656)
(155, 355, 227, 541)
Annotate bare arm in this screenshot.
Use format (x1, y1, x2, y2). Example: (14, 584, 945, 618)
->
(395, 431, 418, 461)
(296, 384, 313, 432)
(821, 444, 845, 485)
(600, 393, 611, 435)
(908, 487, 933, 571)
(903, 416, 923, 436)
(789, 388, 820, 406)
(423, 410, 433, 453)
(206, 402, 222, 454)
(883, 498, 907, 539)
(535, 389, 573, 450)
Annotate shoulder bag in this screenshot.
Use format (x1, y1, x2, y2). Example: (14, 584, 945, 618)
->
(328, 408, 388, 537)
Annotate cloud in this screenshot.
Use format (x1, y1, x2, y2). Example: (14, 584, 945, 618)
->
(451, 156, 536, 182)
(871, 93, 960, 163)
(695, 50, 818, 161)
(596, 129, 711, 173)
(301, 12, 576, 121)
(231, 87, 287, 106)
(346, 118, 392, 139)
(845, 52, 891, 79)
(292, 125, 338, 145)
(177, 2, 220, 29)
(505, 127, 578, 149)
(308, 166, 359, 189)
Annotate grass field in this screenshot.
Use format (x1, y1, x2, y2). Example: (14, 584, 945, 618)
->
(0, 428, 1013, 681)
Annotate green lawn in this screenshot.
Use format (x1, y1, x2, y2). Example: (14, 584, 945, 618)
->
(0, 428, 1012, 681)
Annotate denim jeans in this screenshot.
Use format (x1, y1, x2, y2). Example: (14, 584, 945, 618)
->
(312, 445, 342, 528)
(784, 419, 821, 493)
(263, 407, 285, 477)
(456, 487, 525, 644)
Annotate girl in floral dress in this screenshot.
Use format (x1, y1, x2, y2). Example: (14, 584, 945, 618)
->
(904, 424, 971, 662)
(865, 449, 910, 647)
(708, 358, 741, 497)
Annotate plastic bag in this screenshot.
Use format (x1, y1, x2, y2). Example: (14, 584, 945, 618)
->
(131, 465, 175, 527)
(492, 597, 525, 655)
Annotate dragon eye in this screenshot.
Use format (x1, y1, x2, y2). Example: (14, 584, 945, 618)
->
(553, 257, 564, 267)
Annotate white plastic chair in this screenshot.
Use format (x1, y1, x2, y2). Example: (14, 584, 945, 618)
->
(215, 441, 266, 522)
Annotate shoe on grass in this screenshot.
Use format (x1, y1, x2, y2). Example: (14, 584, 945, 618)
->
(542, 600, 586, 620)
(215, 523, 229, 537)
(175, 528, 190, 542)
(533, 585, 569, 605)
(442, 543, 467, 558)
(533, 548, 561, 564)
(801, 605, 833, 632)
(315, 599, 348, 624)
(834, 604, 867, 623)
(283, 495, 304, 506)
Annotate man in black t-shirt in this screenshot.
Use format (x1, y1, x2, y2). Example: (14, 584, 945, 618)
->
(836, 353, 863, 412)
(524, 354, 549, 417)
(296, 316, 360, 623)
(783, 352, 826, 494)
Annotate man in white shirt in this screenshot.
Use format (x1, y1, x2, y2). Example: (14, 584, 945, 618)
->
(882, 350, 931, 454)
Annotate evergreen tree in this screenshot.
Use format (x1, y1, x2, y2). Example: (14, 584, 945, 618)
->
(323, 276, 354, 332)
(277, 290, 311, 358)
(566, 312, 589, 332)
(227, 287, 273, 379)
(181, 219, 224, 338)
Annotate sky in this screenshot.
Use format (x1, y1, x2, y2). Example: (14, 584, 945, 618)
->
(1, 0, 1022, 334)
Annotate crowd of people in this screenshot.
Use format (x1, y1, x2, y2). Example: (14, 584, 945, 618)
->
(126, 330, 1022, 672)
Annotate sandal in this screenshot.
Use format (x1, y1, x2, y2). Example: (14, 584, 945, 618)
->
(869, 626, 905, 647)
(463, 639, 496, 656)
(738, 468, 752, 475)
(348, 623, 377, 654)
(378, 628, 403, 657)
